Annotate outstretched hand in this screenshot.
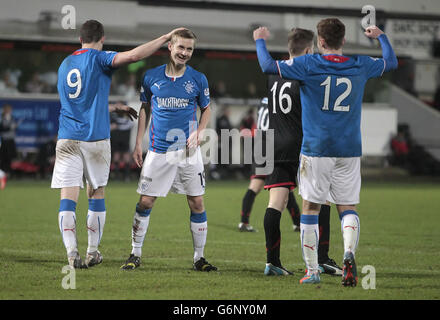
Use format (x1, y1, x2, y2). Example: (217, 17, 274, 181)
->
(165, 27, 188, 41)
(110, 102, 138, 121)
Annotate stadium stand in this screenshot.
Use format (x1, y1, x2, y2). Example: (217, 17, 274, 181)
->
(0, 0, 439, 179)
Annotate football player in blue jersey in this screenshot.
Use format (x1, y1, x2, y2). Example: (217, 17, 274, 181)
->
(53, 19, 183, 268)
(254, 19, 397, 285)
(121, 29, 217, 272)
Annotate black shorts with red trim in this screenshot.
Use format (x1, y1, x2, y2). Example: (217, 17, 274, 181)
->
(250, 162, 267, 180)
(264, 161, 299, 191)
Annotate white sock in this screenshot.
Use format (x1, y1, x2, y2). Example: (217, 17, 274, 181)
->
(191, 221, 207, 262)
(190, 212, 208, 262)
(87, 199, 106, 254)
(59, 211, 77, 256)
(131, 209, 151, 257)
(87, 210, 106, 253)
(341, 212, 360, 256)
(300, 215, 319, 274)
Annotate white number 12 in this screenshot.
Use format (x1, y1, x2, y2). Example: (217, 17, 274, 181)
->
(320, 76, 351, 112)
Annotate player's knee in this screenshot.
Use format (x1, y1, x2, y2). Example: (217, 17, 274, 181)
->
(188, 196, 204, 213)
(267, 198, 285, 212)
(303, 200, 321, 214)
(138, 196, 156, 210)
(88, 186, 105, 199)
(337, 204, 357, 215)
(249, 179, 264, 194)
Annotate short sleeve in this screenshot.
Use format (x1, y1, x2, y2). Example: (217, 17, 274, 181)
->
(198, 74, 210, 109)
(140, 74, 152, 103)
(362, 56, 386, 79)
(97, 50, 118, 72)
(276, 55, 308, 81)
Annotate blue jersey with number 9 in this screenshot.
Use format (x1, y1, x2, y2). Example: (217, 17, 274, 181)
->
(57, 48, 117, 141)
(276, 54, 385, 157)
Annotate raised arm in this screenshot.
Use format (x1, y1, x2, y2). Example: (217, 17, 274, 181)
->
(253, 27, 279, 74)
(365, 26, 398, 72)
(112, 27, 185, 67)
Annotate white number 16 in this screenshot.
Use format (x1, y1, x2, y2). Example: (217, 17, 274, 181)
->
(67, 68, 82, 99)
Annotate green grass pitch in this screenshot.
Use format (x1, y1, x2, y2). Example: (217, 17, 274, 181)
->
(0, 179, 439, 300)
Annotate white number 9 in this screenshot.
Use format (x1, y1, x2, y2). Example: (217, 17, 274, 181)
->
(67, 69, 82, 99)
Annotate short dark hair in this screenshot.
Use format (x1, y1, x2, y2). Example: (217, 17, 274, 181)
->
(287, 28, 314, 56)
(80, 20, 104, 44)
(317, 18, 345, 50)
(170, 29, 197, 44)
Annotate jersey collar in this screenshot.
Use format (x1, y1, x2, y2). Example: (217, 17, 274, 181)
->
(164, 65, 188, 82)
(72, 48, 90, 56)
(322, 54, 350, 63)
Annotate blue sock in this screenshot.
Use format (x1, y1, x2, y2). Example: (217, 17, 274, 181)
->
(190, 211, 207, 223)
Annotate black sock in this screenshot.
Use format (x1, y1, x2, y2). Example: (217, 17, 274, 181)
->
(264, 207, 282, 267)
(318, 204, 331, 264)
(286, 191, 300, 226)
(241, 189, 257, 224)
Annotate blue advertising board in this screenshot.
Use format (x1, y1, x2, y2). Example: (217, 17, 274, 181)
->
(0, 97, 60, 152)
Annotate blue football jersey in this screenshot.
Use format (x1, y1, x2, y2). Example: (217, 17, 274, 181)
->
(57, 48, 117, 141)
(140, 64, 210, 153)
(276, 54, 385, 157)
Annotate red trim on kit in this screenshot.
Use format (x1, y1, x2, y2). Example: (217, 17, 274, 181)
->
(322, 55, 349, 63)
(264, 182, 296, 190)
(150, 111, 155, 150)
(72, 49, 89, 56)
(271, 238, 281, 250)
(276, 60, 282, 77)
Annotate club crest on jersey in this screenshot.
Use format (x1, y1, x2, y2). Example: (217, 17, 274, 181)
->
(183, 81, 195, 94)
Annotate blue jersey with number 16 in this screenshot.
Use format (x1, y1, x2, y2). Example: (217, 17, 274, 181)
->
(57, 48, 117, 141)
(276, 53, 385, 157)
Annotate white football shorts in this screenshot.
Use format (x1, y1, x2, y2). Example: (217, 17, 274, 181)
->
(298, 154, 361, 205)
(51, 139, 111, 190)
(137, 147, 205, 197)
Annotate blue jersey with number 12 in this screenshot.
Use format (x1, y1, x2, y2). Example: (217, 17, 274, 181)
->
(57, 48, 117, 141)
(276, 54, 385, 157)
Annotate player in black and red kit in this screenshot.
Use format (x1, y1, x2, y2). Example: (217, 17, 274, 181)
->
(239, 97, 301, 233)
(261, 28, 341, 276)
